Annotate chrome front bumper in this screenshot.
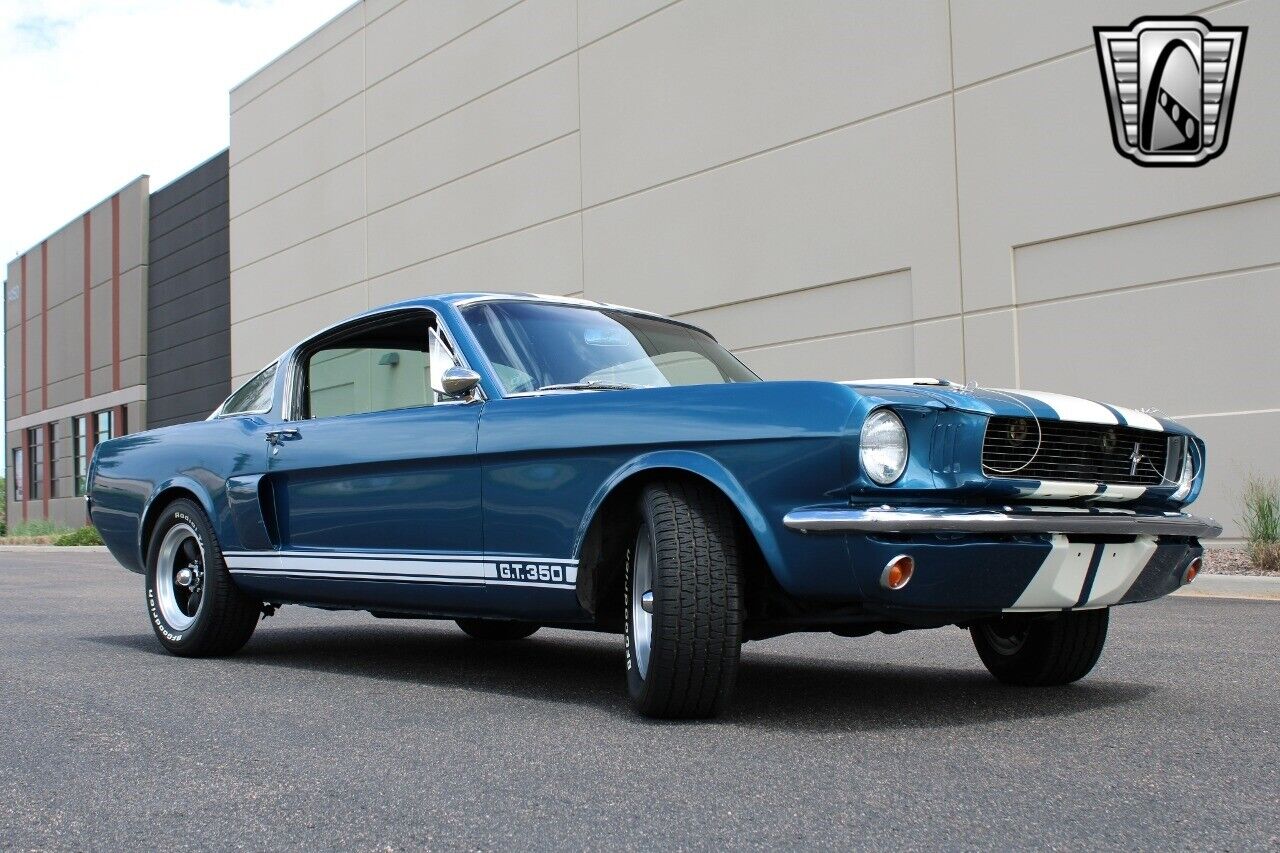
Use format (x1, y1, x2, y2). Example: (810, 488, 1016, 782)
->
(783, 506, 1223, 539)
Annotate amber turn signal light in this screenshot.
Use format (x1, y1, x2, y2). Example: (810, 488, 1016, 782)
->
(881, 555, 915, 590)
(1184, 556, 1202, 584)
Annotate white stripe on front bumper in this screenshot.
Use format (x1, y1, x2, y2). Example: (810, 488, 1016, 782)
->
(1006, 534, 1158, 611)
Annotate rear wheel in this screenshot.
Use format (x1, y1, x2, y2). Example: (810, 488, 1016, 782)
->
(456, 619, 539, 641)
(970, 609, 1109, 686)
(625, 480, 743, 719)
(145, 498, 260, 656)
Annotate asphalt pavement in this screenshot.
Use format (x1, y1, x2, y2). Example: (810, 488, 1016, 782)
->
(1, 550, 1277, 851)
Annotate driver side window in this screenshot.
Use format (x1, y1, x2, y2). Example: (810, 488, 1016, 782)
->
(300, 312, 458, 420)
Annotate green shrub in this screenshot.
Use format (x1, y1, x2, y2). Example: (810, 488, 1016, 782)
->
(1240, 477, 1280, 573)
(54, 525, 105, 547)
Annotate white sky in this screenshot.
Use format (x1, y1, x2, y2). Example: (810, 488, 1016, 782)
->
(0, 0, 355, 455)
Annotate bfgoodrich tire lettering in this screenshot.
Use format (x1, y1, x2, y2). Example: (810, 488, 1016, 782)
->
(970, 609, 1109, 686)
(625, 480, 743, 719)
(144, 498, 260, 657)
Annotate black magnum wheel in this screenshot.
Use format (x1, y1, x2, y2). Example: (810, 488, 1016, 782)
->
(456, 619, 540, 641)
(625, 480, 743, 719)
(144, 498, 260, 656)
(970, 609, 1109, 686)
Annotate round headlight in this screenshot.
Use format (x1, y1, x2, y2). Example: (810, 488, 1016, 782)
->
(860, 409, 909, 485)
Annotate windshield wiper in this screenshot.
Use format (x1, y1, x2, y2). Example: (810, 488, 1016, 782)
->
(535, 381, 644, 392)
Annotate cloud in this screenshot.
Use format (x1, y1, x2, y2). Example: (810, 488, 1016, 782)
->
(11, 14, 75, 50)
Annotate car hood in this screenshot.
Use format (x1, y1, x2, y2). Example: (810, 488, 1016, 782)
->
(841, 378, 1189, 434)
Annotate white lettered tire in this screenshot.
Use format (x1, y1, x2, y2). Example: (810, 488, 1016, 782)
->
(144, 498, 260, 656)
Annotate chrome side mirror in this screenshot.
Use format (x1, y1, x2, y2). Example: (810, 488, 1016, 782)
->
(440, 366, 482, 400)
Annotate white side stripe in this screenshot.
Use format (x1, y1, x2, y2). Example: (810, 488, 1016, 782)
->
(224, 551, 579, 588)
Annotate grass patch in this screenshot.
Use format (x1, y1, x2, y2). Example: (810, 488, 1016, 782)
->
(54, 526, 105, 547)
(1240, 477, 1280, 573)
(5, 519, 71, 538)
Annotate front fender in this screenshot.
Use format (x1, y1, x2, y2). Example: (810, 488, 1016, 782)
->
(572, 449, 786, 576)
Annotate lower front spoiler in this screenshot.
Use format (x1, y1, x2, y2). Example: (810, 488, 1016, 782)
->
(783, 505, 1223, 539)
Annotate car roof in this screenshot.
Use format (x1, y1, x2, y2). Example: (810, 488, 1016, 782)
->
(380, 291, 665, 317)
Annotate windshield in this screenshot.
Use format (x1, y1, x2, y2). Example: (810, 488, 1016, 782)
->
(461, 301, 759, 394)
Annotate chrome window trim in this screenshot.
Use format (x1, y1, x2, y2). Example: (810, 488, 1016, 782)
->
(281, 305, 481, 423)
(210, 361, 279, 420)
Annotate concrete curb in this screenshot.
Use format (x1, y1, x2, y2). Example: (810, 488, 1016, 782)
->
(0, 545, 110, 553)
(1174, 574, 1280, 601)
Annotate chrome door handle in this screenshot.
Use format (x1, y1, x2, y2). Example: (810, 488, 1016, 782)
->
(265, 428, 301, 446)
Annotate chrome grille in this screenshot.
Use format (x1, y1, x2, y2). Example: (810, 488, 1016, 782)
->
(982, 417, 1170, 486)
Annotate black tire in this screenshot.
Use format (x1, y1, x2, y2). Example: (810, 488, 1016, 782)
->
(456, 619, 539, 641)
(970, 609, 1109, 686)
(144, 498, 260, 656)
(625, 480, 743, 719)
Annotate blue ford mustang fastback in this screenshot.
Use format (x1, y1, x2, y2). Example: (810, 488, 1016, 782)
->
(88, 293, 1220, 718)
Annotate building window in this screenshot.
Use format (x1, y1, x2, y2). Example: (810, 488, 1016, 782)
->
(95, 410, 114, 446)
(73, 415, 89, 497)
(27, 427, 43, 501)
(46, 423, 58, 499)
(12, 448, 24, 502)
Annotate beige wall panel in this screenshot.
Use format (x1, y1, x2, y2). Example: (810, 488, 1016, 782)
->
(47, 377, 83, 411)
(365, 0, 518, 85)
(955, 0, 1280, 312)
(231, 30, 365, 165)
(676, 270, 913, 351)
(1177, 411, 1280, 541)
(962, 310, 1017, 388)
(366, 55, 578, 213)
(579, 0, 951, 205)
(46, 296, 82, 388)
(1015, 195, 1280, 305)
(90, 366, 112, 398)
(1017, 267, 1280, 416)
(119, 355, 145, 391)
(912, 317, 966, 380)
(578, 0, 679, 45)
(5, 320, 21, 395)
(368, 214, 582, 305)
(738, 325, 915, 382)
(364, 0, 575, 149)
(231, 220, 366, 326)
(231, 94, 365, 218)
(367, 133, 579, 277)
(89, 281, 112, 374)
(48, 225, 82, 307)
(948, 0, 1195, 87)
(118, 266, 147, 362)
(232, 282, 368, 381)
(583, 99, 960, 319)
(88, 199, 113, 287)
(117, 180, 149, 274)
(231, 156, 365, 271)
(231, 1, 365, 113)
(24, 249, 42, 321)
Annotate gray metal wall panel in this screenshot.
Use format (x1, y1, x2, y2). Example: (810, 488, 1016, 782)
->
(147, 151, 231, 429)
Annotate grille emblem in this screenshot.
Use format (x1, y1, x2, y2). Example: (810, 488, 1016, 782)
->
(1129, 443, 1144, 477)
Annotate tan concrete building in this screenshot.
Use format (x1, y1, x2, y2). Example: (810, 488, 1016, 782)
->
(4, 179, 150, 527)
(227, 0, 1278, 541)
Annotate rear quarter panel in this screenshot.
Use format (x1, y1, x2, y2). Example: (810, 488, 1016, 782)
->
(89, 418, 270, 572)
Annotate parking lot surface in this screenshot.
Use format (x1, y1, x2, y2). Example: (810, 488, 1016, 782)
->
(1, 551, 1277, 850)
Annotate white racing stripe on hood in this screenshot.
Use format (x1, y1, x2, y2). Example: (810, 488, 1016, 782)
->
(1002, 389, 1117, 425)
(1110, 405, 1163, 431)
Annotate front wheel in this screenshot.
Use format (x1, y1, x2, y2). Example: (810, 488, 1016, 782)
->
(625, 480, 743, 719)
(970, 609, 1109, 686)
(145, 498, 260, 656)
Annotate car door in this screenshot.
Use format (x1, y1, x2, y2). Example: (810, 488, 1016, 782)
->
(263, 308, 486, 607)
